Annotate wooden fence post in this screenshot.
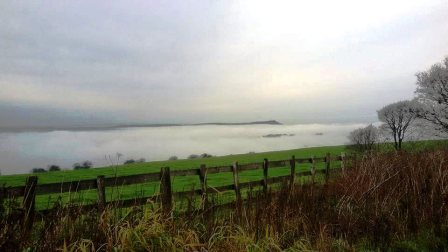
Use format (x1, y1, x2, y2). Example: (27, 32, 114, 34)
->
(96, 175, 106, 211)
(0, 186, 4, 212)
(199, 164, 208, 209)
(341, 152, 346, 172)
(23, 176, 37, 230)
(232, 162, 242, 216)
(289, 155, 296, 190)
(263, 158, 269, 195)
(311, 156, 316, 184)
(160, 167, 172, 215)
(325, 153, 331, 182)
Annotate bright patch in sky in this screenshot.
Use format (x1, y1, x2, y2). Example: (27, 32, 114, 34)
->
(0, 0, 447, 126)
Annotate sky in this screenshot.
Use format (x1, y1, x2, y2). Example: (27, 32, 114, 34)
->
(1, 0, 448, 128)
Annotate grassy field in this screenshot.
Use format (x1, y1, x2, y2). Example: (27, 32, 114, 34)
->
(3, 149, 448, 251)
(0, 145, 346, 186)
(2, 140, 447, 210)
(0, 145, 346, 210)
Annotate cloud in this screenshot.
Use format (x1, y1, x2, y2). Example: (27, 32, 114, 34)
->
(0, 0, 447, 126)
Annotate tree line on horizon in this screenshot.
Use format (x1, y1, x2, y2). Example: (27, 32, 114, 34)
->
(349, 56, 448, 151)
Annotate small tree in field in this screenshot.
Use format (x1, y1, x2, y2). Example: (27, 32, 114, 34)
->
(200, 153, 213, 158)
(31, 168, 47, 173)
(73, 161, 93, 170)
(414, 56, 448, 134)
(82, 161, 93, 169)
(378, 100, 418, 150)
(48, 165, 61, 172)
(348, 124, 379, 152)
(123, 159, 135, 165)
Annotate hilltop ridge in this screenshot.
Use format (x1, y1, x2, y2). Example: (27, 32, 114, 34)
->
(0, 120, 282, 133)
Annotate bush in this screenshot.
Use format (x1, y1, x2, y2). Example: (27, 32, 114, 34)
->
(124, 159, 136, 165)
(168, 156, 178, 161)
(188, 153, 213, 159)
(188, 154, 199, 159)
(82, 161, 93, 169)
(123, 158, 145, 165)
(73, 161, 93, 170)
(31, 168, 46, 173)
(48, 165, 61, 172)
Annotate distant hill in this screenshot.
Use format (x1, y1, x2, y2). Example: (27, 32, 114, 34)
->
(0, 120, 282, 133)
(118, 120, 282, 128)
(193, 120, 282, 126)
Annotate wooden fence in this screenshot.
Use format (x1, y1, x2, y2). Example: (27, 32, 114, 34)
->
(0, 153, 346, 227)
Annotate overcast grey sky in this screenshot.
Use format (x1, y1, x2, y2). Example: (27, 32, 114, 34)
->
(1, 0, 447, 127)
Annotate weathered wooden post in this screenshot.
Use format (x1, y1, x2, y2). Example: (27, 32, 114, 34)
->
(263, 158, 269, 195)
(160, 167, 173, 215)
(198, 164, 208, 209)
(341, 152, 346, 172)
(23, 176, 37, 230)
(325, 153, 331, 182)
(232, 162, 242, 217)
(0, 186, 4, 212)
(311, 156, 316, 184)
(289, 155, 296, 191)
(96, 175, 106, 211)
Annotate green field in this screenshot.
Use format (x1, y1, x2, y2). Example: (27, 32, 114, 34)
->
(2, 140, 446, 210)
(0, 145, 347, 210)
(1, 141, 445, 250)
(0, 145, 347, 186)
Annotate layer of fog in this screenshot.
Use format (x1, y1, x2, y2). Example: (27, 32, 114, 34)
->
(0, 123, 364, 175)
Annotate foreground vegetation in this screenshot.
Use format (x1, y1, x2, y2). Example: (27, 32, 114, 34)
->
(0, 145, 347, 210)
(1, 148, 448, 251)
(2, 140, 446, 187)
(1, 141, 447, 211)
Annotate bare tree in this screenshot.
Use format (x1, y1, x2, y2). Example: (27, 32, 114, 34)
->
(348, 124, 378, 152)
(414, 56, 448, 134)
(378, 100, 418, 150)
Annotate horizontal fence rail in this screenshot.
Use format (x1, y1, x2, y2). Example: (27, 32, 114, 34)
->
(0, 153, 347, 226)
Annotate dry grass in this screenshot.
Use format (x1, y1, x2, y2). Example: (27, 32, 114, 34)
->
(1, 149, 448, 251)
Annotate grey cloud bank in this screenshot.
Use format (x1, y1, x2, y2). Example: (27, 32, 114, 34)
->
(1, 0, 448, 127)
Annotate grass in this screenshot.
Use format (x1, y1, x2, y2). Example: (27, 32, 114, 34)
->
(2, 139, 447, 187)
(0, 145, 346, 210)
(0, 145, 346, 186)
(2, 148, 448, 251)
(2, 140, 447, 210)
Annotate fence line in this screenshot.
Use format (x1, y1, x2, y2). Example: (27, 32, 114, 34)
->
(1, 153, 347, 226)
